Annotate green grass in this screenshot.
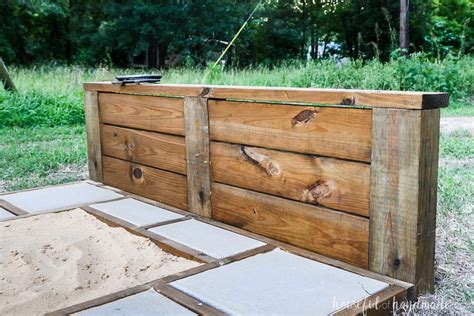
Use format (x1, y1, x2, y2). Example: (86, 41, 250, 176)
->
(442, 100, 474, 117)
(1, 56, 472, 127)
(0, 126, 87, 191)
(432, 163, 473, 312)
(440, 129, 474, 159)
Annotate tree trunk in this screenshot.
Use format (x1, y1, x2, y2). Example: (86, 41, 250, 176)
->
(301, 0, 307, 59)
(158, 44, 168, 68)
(148, 44, 157, 68)
(400, 0, 409, 55)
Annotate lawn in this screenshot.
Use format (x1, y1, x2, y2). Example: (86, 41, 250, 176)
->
(0, 62, 473, 312)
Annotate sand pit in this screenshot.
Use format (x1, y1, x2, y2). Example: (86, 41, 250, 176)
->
(0, 209, 201, 315)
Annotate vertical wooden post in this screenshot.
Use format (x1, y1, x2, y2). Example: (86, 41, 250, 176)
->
(369, 108, 440, 295)
(184, 96, 212, 217)
(84, 90, 103, 182)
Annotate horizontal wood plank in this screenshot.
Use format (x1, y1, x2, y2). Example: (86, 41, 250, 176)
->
(155, 284, 225, 316)
(102, 156, 188, 210)
(211, 183, 369, 268)
(208, 100, 372, 162)
(101, 124, 186, 174)
(85, 83, 449, 109)
(211, 142, 370, 216)
(99, 93, 185, 135)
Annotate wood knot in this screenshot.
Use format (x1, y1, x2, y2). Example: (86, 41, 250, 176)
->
(198, 190, 205, 205)
(302, 180, 332, 205)
(393, 258, 401, 268)
(199, 87, 211, 97)
(292, 109, 317, 126)
(341, 97, 355, 105)
(125, 141, 135, 151)
(132, 167, 143, 179)
(241, 146, 281, 177)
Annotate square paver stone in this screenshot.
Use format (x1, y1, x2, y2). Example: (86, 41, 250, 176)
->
(90, 198, 183, 226)
(76, 288, 195, 315)
(1, 183, 122, 213)
(148, 219, 265, 259)
(0, 207, 15, 219)
(171, 248, 389, 315)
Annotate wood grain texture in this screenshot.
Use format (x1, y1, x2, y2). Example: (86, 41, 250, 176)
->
(0, 200, 29, 215)
(369, 109, 440, 295)
(99, 93, 185, 135)
(208, 100, 372, 162)
(47, 285, 154, 316)
(85, 90, 103, 181)
(84, 83, 449, 109)
(211, 142, 370, 216)
(211, 183, 369, 268)
(155, 284, 225, 316)
(184, 97, 212, 217)
(102, 156, 188, 211)
(101, 124, 186, 174)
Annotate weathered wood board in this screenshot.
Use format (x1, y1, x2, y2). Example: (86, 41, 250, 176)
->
(184, 97, 212, 217)
(85, 83, 449, 110)
(102, 156, 188, 211)
(84, 91, 103, 181)
(208, 100, 372, 162)
(211, 142, 370, 216)
(101, 124, 186, 175)
(99, 93, 185, 135)
(369, 108, 440, 295)
(211, 183, 369, 268)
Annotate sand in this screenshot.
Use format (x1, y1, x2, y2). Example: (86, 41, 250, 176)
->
(0, 209, 201, 315)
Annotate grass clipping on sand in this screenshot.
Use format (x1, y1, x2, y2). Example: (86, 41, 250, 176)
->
(0, 208, 201, 315)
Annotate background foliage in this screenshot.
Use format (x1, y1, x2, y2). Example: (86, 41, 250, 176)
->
(0, 55, 472, 127)
(1, 0, 472, 67)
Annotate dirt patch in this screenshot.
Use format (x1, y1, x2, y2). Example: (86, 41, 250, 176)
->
(439, 157, 474, 169)
(0, 209, 200, 315)
(440, 117, 473, 135)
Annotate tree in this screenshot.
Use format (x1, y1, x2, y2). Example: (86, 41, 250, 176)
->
(399, 0, 409, 54)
